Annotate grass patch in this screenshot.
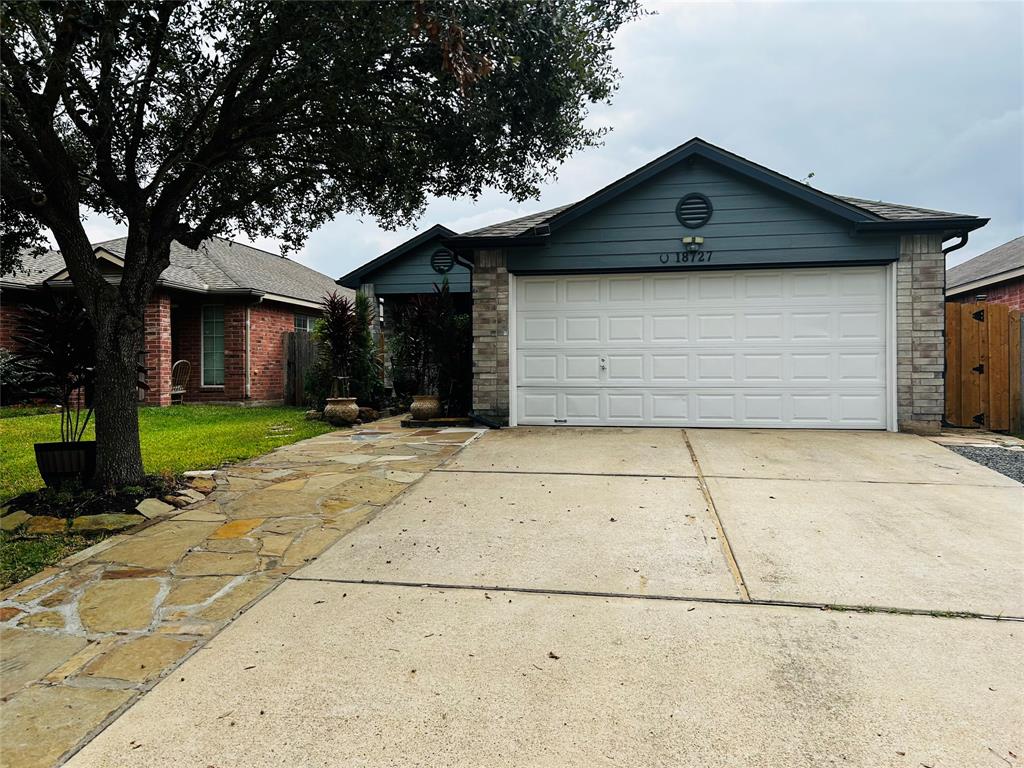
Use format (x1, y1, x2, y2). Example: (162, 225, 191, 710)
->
(0, 405, 332, 503)
(0, 530, 104, 590)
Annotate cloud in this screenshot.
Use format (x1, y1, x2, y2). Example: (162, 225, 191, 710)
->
(71, 1, 1022, 274)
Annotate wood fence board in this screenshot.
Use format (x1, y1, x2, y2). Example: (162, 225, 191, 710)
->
(944, 303, 961, 425)
(1010, 310, 1022, 432)
(960, 304, 982, 426)
(987, 304, 1010, 430)
(944, 301, 1021, 431)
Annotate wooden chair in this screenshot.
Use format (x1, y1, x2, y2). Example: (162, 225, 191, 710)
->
(170, 360, 191, 404)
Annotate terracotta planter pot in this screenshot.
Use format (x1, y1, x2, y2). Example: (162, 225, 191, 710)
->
(410, 394, 441, 421)
(34, 441, 96, 487)
(323, 397, 360, 426)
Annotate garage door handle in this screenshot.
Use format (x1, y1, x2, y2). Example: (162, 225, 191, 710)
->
(600, 355, 607, 370)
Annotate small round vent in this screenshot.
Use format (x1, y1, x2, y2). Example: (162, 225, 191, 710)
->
(430, 248, 455, 274)
(675, 193, 713, 229)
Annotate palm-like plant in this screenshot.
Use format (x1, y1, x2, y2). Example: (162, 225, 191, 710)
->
(318, 291, 356, 396)
(13, 293, 96, 442)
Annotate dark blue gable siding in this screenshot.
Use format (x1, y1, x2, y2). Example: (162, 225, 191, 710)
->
(369, 239, 470, 294)
(509, 157, 898, 274)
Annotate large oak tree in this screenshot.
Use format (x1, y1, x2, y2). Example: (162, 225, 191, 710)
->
(1, 0, 640, 485)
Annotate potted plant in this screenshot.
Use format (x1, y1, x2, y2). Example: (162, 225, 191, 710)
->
(397, 293, 441, 420)
(14, 294, 98, 486)
(318, 291, 360, 426)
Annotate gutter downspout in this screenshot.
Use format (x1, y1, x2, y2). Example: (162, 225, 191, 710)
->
(942, 231, 969, 258)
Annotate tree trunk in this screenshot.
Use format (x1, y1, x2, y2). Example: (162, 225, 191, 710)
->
(91, 294, 146, 487)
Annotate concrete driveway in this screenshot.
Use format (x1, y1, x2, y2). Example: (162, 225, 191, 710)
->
(66, 428, 1023, 768)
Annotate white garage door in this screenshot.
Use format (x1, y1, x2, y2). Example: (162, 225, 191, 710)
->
(512, 267, 890, 428)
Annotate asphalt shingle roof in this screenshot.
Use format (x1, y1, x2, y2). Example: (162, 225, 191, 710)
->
(445, 194, 976, 243)
(454, 204, 574, 238)
(3, 236, 341, 305)
(835, 196, 972, 221)
(946, 236, 1024, 290)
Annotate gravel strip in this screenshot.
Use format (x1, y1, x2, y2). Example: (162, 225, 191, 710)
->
(947, 446, 1024, 484)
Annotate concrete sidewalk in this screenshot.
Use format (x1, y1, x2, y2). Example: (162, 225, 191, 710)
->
(62, 427, 1024, 768)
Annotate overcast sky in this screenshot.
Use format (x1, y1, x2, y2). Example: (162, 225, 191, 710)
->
(81, 0, 1023, 274)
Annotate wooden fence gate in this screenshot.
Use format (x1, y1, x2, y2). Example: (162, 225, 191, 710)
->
(283, 331, 318, 406)
(944, 302, 1021, 431)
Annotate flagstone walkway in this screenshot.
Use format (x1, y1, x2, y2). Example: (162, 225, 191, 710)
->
(0, 420, 484, 768)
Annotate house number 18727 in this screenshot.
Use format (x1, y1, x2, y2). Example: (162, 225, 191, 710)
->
(659, 251, 714, 265)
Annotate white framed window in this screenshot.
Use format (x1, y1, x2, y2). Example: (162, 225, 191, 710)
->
(294, 313, 317, 333)
(201, 305, 225, 386)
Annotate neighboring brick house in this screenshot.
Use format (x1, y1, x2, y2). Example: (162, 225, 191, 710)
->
(340, 137, 988, 434)
(1, 237, 346, 406)
(946, 236, 1024, 309)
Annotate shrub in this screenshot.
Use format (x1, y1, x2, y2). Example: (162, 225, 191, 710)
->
(317, 291, 356, 396)
(349, 292, 385, 408)
(0, 347, 48, 405)
(386, 280, 471, 416)
(12, 294, 96, 441)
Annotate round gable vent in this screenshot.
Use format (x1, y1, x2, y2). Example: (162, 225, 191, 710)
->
(675, 193, 713, 229)
(430, 248, 455, 274)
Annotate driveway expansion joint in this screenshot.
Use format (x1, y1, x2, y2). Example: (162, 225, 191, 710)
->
(285, 575, 1024, 623)
(434, 468, 698, 479)
(698, 473, 1021, 488)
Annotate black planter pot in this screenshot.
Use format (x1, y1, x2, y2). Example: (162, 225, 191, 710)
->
(34, 441, 97, 488)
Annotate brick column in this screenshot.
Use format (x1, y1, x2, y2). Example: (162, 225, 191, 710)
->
(142, 294, 172, 406)
(471, 249, 509, 423)
(896, 234, 945, 434)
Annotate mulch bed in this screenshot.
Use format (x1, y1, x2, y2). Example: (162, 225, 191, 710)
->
(2, 474, 179, 521)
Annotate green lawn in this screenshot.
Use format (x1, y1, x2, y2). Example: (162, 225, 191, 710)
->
(0, 405, 333, 503)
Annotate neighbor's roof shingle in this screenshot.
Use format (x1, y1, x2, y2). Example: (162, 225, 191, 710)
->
(3, 236, 341, 305)
(946, 236, 1024, 290)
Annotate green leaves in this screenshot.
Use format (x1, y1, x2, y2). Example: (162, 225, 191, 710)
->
(2, 0, 641, 261)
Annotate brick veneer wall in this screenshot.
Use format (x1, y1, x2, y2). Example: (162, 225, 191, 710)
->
(170, 299, 246, 402)
(248, 301, 297, 403)
(0, 298, 32, 352)
(142, 294, 172, 406)
(471, 249, 510, 423)
(168, 297, 313, 404)
(896, 234, 945, 434)
(948, 277, 1024, 310)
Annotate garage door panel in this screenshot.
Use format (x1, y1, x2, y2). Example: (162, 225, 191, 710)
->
(519, 308, 883, 347)
(565, 316, 601, 342)
(606, 354, 644, 382)
(564, 278, 600, 303)
(607, 315, 644, 341)
(651, 314, 689, 341)
(838, 310, 884, 341)
(608, 277, 645, 302)
(564, 355, 602, 383)
(697, 314, 736, 341)
(515, 388, 887, 428)
(565, 393, 600, 420)
(742, 312, 784, 341)
(519, 349, 885, 389)
(522, 317, 558, 343)
(515, 268, 888, 428)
